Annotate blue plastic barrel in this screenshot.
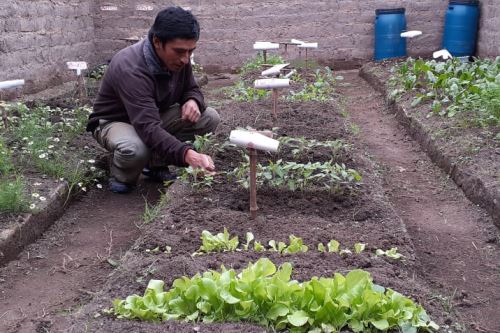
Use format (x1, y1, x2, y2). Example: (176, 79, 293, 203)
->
(374, 8, 407, 61)
(442, 0, 480, 57)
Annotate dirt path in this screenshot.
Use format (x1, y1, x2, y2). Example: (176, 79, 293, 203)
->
(338, 70, 500, 332)
(0, 182, 161, 333)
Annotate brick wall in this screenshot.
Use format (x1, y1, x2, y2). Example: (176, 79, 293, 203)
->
(0, 1, 96, 95)
(477, 0, 500, 58)
(0, 0, 498, 96)
(94, 0, 450, 71)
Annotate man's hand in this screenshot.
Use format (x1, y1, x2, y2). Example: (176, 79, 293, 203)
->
(181, 99, 201, 123)
(184, 149, 215, 175)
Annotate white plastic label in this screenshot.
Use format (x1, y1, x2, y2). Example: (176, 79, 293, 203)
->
(67, 61, 88, 76)
(101, 5, 118, 11)
(67, 62, 88, 70)
(136, 4, 154, 11)
(254, 78, 290, 90)
(401, 30, 422, 38)
(0, 79, 25, 90)
(298, 42, 318, 49)
(229, 130, 280, 152)
(261, 63, 289, 77)
(253, 42, 280, 50)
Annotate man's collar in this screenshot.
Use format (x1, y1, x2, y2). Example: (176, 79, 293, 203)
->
(143, 38, 171, 77)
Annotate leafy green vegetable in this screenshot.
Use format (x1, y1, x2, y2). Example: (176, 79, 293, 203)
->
(111, 258, 438, 332)
(376, 247, 404, 259)
(391, 57, 500, 126)
(327, 240, 340, 253)
(193, 228, 239, 255)
(230, 159, 362, 193)
(354, 243, 366, 254)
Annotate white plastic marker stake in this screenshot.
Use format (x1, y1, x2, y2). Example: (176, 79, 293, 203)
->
(254, 78, 290, 117)
(284, 69, 297, 79)
(291, 39, 305, 45)
(230, 129, 279, 219)
(253, 42, 280, 63)
(229, 130, 280, 152)
(400, 30, 422, 38)
(298, 42, 318, 49)
(401, 31, 422, 57)
(67, 61, 87, 76)
(261, 63, 289, 77)
(254, 78, 290, 89)
(433, 49, 453, 60)
(297, 42, 318, 69)
(0, 79, 25, 90)
(67, 61, 88, 100)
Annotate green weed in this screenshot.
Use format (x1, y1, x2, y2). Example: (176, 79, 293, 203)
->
(0, 176, 29, 213)
(239, 54, 284, 76)
(142, 192, 169, 224)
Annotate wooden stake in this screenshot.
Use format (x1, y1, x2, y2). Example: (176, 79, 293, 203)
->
(0, 92, 7, 129)
(249, 148, 258, 219)
(272, 89, 278, 118)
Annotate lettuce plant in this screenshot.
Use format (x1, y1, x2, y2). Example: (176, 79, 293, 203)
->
(111, 258, 438, 332)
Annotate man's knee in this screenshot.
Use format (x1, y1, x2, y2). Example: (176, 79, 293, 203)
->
(114, 139, 150, 168)
(201, 107, 220, 133)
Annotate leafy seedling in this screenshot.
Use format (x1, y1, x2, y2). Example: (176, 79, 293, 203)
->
(376, 247, 404, 259)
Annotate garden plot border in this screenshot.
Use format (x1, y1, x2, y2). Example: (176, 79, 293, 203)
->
(0, 182, 68, 265)
(359, 64, 500, 229)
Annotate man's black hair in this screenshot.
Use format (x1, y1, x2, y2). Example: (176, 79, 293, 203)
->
(148, 7, 200, 44)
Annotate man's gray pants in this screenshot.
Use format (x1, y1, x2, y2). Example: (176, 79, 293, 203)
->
(92, 105, 220, 185)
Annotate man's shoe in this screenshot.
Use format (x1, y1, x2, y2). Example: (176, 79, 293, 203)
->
(142, 167, 177, 183)
(108, 178, 134, 194)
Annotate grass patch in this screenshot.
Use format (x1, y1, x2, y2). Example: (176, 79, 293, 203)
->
(0, 177, 29, 213)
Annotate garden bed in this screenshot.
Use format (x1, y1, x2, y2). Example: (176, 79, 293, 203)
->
(68, 86, 444, 332)
(0, 94, 106, 264)
(360, 60, 500, 228)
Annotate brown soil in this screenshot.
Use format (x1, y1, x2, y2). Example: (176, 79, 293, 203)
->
(0, 182, 161, 333)
(0, 70, 498, 333)
(337, 70, 500, 333)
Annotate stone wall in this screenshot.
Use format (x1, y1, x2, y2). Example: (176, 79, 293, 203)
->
(94, 0, 449, 71)
(477, 0, 500, 58)
(0, 1, 96, 95)
(1, 0, 498, 96)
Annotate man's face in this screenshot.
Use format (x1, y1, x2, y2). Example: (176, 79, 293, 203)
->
(153, 37, 197, 72)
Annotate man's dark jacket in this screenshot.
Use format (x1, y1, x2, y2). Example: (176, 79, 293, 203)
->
(87, 38, 206, 167)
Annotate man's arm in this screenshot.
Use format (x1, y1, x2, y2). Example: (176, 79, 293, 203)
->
(180, 63, 206, 112)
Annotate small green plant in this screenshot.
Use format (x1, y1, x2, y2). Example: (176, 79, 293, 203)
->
(268, 235, 308, 254)
(376, 247, 404, 259)
(230, 159, 362, 193)
(87, 64, 108, 80)
(354, 242, 366, 254)
(239, 54, 285, 76)
(479, 82, 500, 126)
(318, 239, 340, 253)
(287, 67, 342, 101)
(0, 177, 29, 213)
(178, 167, 215, 189)
(142, 192, 169, 224)
(190, 133, 227, 156)
(224, 80, 271, 102)
(279, 136, 348, 159)
(0, 137, 14, 176)
(193, 228, 239, 255)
